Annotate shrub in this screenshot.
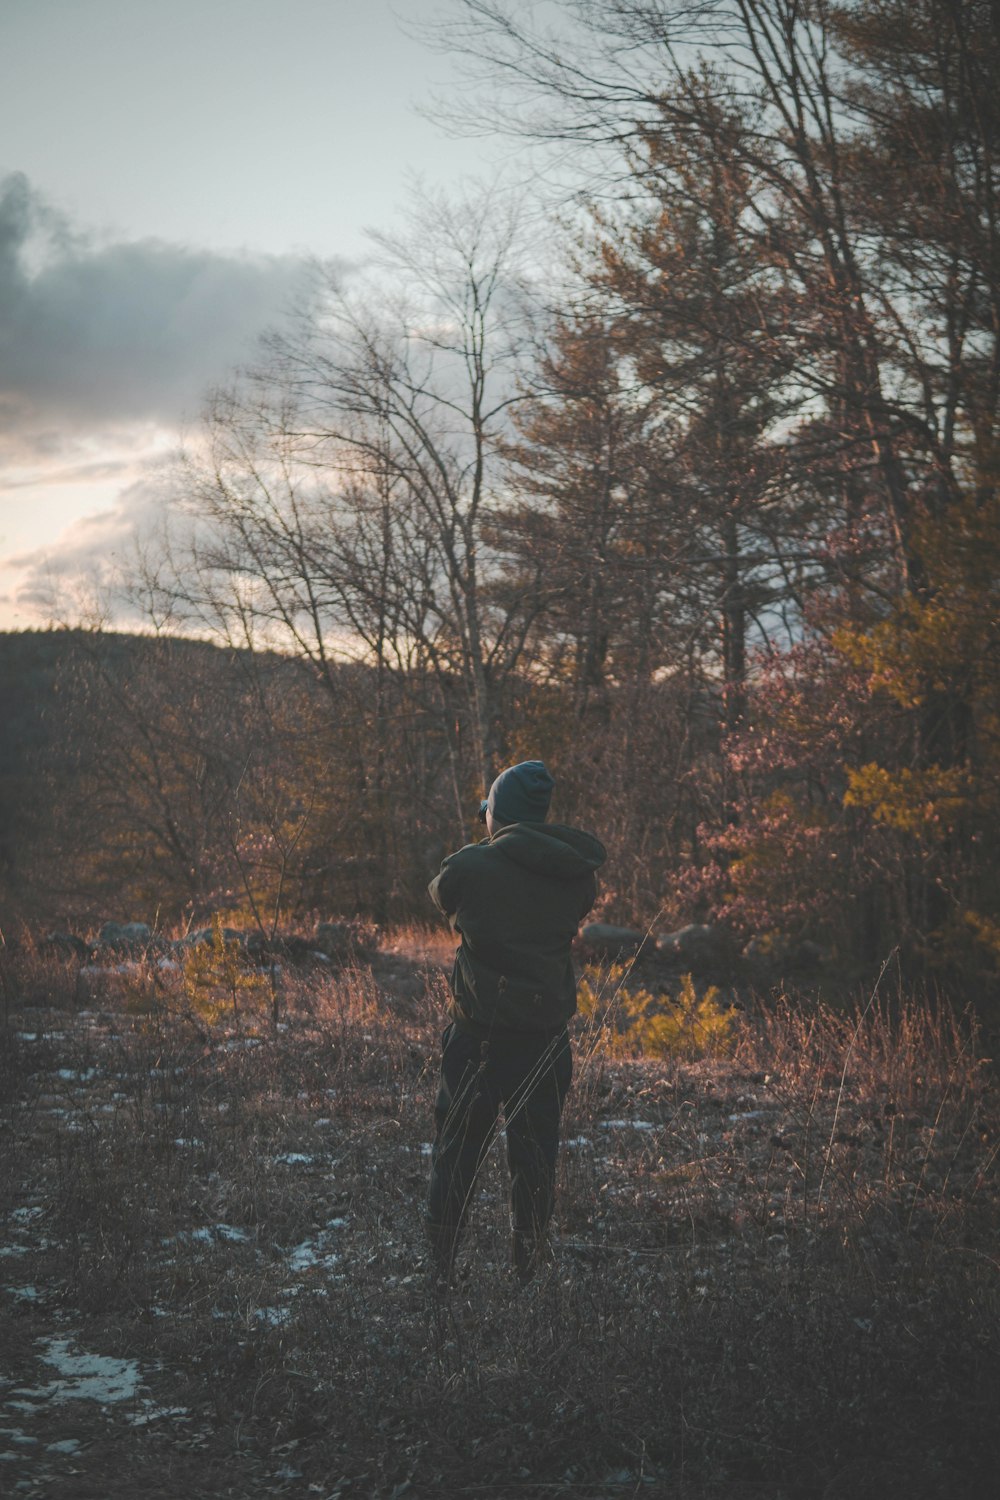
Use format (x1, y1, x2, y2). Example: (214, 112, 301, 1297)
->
(577, 963, 735, 1058)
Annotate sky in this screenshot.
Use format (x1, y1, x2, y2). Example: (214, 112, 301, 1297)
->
(0, 0, 499, 629)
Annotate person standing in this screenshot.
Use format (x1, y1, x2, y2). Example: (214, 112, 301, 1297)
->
(426, 759, 606, 1287)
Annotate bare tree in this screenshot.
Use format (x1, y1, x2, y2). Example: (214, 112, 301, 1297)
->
(142, 185, 546, 879)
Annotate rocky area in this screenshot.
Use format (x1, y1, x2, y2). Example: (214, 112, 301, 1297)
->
(40, 918, 381, 967)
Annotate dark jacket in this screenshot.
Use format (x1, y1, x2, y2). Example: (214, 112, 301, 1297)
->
(428, 821, 607, 1038)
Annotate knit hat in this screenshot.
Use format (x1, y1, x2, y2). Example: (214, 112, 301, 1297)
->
(480, 760, 555, 825)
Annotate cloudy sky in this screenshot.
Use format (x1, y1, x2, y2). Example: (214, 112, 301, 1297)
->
(0, 0, 497, 628)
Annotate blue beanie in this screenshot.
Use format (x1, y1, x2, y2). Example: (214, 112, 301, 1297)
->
(480, 760, 555, 825)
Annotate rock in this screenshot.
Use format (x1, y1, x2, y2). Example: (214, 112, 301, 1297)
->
(97, 921, 153, 953)
(281, 934, 316, 962)
(245, 932, 315, 963)
(578, 923, 648, 958)
(41, 931, 89, 961)
(656, 923, 718, 970)
(790, 939, 824, 971)
(173, 928, 214, 950)
(172, 927, 246, 957)
(314, 921, 355, 958)
(314, 920, 378, 960)
(741, 934, 824, 971)
(99, 920, 149, 944)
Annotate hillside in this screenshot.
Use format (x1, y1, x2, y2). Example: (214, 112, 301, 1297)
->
(0, 629, 303, 929)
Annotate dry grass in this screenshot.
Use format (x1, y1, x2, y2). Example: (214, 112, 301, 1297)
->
(1, 938, 998, 1499)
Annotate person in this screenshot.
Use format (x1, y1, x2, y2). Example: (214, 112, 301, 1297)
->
(425, 759, 606, 1287)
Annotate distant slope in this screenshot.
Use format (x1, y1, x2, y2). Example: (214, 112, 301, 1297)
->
(0, 628, 251, 926)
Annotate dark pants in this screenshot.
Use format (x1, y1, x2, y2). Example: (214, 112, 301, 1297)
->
(426, 1023, 572, 1265)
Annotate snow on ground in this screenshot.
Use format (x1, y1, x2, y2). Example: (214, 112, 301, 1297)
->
(161, 1224, 252, 1247)
(8, 1338, 144, 1409)
(285, 1217, 348, 1273)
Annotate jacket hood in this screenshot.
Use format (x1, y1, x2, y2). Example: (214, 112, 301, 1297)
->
(489, 821, 606, 880)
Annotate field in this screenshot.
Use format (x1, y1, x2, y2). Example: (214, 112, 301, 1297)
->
(1, 938, 999, 1499)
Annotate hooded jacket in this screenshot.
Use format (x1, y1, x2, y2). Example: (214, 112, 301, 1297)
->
(428, 821, 607, 1037)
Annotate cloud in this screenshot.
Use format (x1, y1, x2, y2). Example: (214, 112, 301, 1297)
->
(7, 469, 187, 623)
(0, 172, 322, 442)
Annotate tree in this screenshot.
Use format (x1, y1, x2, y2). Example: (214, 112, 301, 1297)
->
(121, 186, 545, 916)
(501, 309, 672, 719)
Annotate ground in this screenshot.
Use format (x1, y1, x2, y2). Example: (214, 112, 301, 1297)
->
(1, 942, 999, 1498)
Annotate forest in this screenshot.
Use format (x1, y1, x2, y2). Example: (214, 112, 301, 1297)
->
(3, 0, 999, 1005)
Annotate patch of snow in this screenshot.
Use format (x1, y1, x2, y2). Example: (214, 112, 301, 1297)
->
(0, 1427, 38, 1447)
(564, 1137, 591, 1148)
(314, 1118, 333, 1127)
(215, 1224, 251, 1243)
(126, 1405, 189, 1427)
(172, 1139, 204, 1149)
(9, 1338, 143, 1408)
(600, 1119, 657, 1131)
(273, 1153, 314, 1166)
(169, 1227, 212, 1245)
(46, 1438, 82, 1454)
(286, 1243, 320, 1271)
(5, 1286, 41, 1301)
(286, 1237, 342, 1273)
(10, 1208, 43, 1224)
(54, 1068, 98, 1083)
(0, 1245, 30, 1258)
(728, 1110, 768, 1123)
(218, 1037, 263, 1051)
(163, 1224, 250, 1247)
(254, 1306, 291, 1326)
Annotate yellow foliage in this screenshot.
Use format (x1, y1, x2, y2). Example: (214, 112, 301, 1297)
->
(844, 762, 971, 837)
(834, 491, 1000, 725)
(964, 910, 1000, 964)
(578, 966, 734, 1059)
(181, 915, 269, 1024)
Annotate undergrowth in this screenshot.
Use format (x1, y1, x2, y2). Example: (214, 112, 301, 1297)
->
(578, 963, 735, 1058)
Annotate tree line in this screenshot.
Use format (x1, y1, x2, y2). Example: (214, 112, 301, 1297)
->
(14, 1, 999, 995)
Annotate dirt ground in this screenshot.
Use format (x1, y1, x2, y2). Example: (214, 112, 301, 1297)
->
(2, 949, 999, 1498)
